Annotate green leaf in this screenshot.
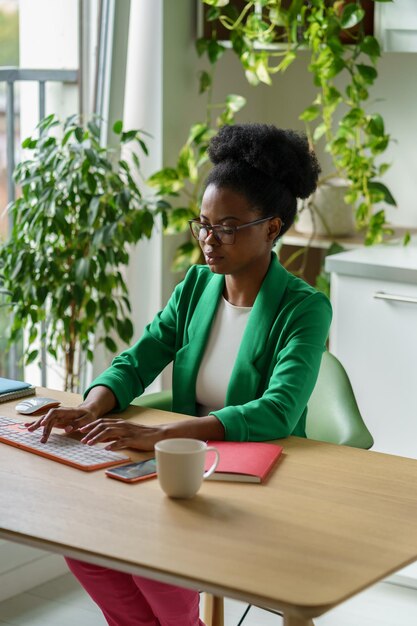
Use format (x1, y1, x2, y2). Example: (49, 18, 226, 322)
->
(74, 126, 84, 143)
(356, 64, 377, 84)
(167, 207, 196, 232)
(206, 6, 221, 21)
(86, 299, 96, 319)
(137, 138, 149, 155)
(403, 232, 411, 246)
(88, 196, 101, 226)
(87, 172, 97, 194)
(225, 94, 246, 113)
(207, 39, 226, 64)
(315, 274, 330, 298)
(62, 128, 75, 146)
(178, 144, 196, 180)
(276, 50, 296, 72)
(255, 58, 272, 85)
(141, 211, 155, 238)
(121, 130, 138, 144)
(360, 35, 381, 59)
(378, 163, 391, 176)
(367, 114, 384, 137)
(104, 336, 118, 352)
(340, 4, 365, 29)
(22, 137, 33, 149)
(171, 241, 201, 273)
(188, 123, 209, 145)
(199, 70, 212, 94)
(147, 167, 183, 194)
(203, 0, 229, 6)
(368, 182, 397, 206)
(116, 317, 134, 343)
(313, 123, 327, 142)
(299, 105, 320, 122)
(75, 258, 91, 282)
(342, 107, 364, 127)
(26, 349, 39, 365)
(113, 120, 123, 134)
(87, 120, 101, 138)
(85, 148, 98, 165)
(195, 38, 208, 57)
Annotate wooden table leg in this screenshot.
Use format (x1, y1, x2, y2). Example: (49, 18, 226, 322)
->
(283, 611, 314, 626)
(203, 593, 224, 626)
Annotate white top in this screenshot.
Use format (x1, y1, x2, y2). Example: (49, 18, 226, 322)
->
(195, 297, 252, 416)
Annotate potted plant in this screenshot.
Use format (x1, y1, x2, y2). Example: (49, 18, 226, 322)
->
(201, 0, 399, 246)
(0, 114, 165, 391)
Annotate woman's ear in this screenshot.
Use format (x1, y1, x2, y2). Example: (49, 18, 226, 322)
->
(267, 217, 282, 242)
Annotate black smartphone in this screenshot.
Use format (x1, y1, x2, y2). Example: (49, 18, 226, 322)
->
(105, 459, 157, 483)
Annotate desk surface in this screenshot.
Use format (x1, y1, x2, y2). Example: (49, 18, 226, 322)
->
(1, 388, 417, 620)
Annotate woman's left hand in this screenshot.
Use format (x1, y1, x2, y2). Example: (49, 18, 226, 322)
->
(79, 419, 167, 451)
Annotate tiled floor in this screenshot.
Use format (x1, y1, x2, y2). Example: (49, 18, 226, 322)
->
(0, 574, 416, 626)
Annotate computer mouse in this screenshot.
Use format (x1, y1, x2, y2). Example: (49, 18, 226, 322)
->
(15, 397, 61, 415)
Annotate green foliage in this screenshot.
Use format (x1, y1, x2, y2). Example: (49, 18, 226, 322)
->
(315, 241, 347, 298)
(148, 52, 246, 273)
(202, 0, 397, 245)
(0, 114, 164, 391)
(0, 8, 19, 66)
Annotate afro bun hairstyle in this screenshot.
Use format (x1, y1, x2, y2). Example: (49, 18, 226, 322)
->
(205, 123, 321, 236)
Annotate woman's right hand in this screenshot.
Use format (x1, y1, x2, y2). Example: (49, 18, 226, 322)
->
(25, 406, 99, 444)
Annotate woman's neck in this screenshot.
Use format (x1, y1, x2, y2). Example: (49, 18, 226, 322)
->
(223, 255, 272, 307)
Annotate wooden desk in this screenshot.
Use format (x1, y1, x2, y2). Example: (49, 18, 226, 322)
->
(1, 388, 417, 626)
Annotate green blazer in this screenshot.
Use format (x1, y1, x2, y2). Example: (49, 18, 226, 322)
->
(86, 254, 332, 441)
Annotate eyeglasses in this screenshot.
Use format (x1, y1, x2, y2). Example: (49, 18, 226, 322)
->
(188, 216, 279, 245)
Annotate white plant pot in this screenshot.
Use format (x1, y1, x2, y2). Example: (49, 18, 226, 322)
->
(295, 178, 355, 237)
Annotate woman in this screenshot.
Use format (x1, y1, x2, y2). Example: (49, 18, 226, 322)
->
(28, 123, 332, 626)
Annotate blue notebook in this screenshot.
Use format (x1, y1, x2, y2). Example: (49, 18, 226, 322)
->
(0, 378, 36, 403)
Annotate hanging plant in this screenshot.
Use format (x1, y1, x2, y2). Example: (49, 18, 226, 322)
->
(201, 0, 400, 246)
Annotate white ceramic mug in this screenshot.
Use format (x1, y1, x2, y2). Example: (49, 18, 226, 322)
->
(154, 438, 220, 499)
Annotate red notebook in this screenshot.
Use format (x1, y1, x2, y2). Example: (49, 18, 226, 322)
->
(205, 441, 283, 483)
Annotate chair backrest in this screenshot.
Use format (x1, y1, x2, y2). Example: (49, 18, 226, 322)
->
(306, 351, 374, 449)
(131, 390, 173, 412)
(132, 352, 373, 450)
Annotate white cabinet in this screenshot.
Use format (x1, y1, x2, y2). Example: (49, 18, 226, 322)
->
(326, 245, 417, 459)
(326, 244, 417, 586)
(374, 0, 417, 52)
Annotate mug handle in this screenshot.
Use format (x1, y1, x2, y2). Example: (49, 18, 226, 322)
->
(203, 446, 220, 479)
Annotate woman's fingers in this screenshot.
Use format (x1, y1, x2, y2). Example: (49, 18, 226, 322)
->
(26, 407, 96, 443)
(79, 420, 161, 451)
(80, 420, 131, 445)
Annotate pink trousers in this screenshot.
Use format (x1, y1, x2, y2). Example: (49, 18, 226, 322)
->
(65, 557, 205, 626)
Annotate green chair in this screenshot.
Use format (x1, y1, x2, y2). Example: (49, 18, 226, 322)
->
(131, 389, 172, 412)
(305, 351, 373, 449)
(131, 351, 373, 626)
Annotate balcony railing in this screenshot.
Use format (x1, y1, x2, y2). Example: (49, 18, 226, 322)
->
(0, 67, 78, 382)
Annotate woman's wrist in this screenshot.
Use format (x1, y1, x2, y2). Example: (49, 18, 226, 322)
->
(79, 385, 118, 421)
(162, 415, 225, 442)
(77, 400, 102, 421)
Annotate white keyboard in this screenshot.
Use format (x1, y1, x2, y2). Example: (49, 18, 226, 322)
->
(0, 416, 129, 471)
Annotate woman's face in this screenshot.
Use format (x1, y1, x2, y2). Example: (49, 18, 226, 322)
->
(198, 184, 281, 276)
